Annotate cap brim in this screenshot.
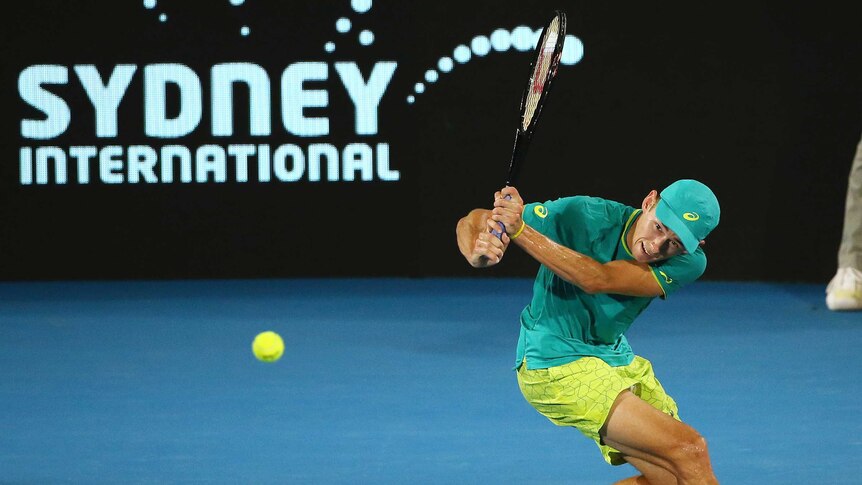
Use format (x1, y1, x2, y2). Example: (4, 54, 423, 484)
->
(655, 201, 699, 253)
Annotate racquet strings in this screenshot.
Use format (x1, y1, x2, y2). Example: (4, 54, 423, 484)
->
(522, 16, 561, 130)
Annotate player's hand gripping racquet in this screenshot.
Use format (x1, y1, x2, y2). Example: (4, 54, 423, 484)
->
(491, 10, 566, 239)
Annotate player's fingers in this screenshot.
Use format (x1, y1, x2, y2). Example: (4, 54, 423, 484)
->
(477, 231, 500, 248)
(491, 207, 520, 224)
(494, 195, 522, 211)
(489, 211, 506, 225)
(501, 185, 519, 199)
(480, 238, 504, 258)
(478, 227, 506, 248)
(485, 219, 502, 234)
(486, 215, 513, 226)
(485, 219, 509, 238)
(486, 228, 505, 247)
(489, 215, 514, 232)
(490, 212, 522, 239)
(473, 240, 502, 263)
(491, 205, 513, 217)
(473, 240, 486, 253)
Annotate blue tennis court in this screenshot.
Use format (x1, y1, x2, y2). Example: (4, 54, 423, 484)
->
(1, 278, 859, 483)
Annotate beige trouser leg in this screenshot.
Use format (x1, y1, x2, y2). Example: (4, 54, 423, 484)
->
(839, 135, 862, 270)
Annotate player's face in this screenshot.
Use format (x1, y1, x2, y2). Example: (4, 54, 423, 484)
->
(631, 204, 687, 263)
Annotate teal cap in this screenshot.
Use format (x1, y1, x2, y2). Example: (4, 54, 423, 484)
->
(654, 179, 720, 253)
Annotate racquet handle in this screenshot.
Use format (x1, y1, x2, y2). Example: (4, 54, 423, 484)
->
(490, 195, 513, 239)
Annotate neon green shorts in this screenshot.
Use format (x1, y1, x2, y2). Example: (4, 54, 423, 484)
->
(516, 355, 680, 466)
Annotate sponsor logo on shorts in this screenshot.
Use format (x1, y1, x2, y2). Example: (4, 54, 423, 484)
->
(534, 205, 548, 218)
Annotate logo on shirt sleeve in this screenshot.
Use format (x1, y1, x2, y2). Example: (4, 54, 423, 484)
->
(534, 205, 548, 218)
(659, 270, 673, 284)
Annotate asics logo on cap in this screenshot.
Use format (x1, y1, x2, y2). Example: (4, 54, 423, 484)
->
(683, 212, 700, 221)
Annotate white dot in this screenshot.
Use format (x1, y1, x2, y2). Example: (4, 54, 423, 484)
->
(240, 26, 250, 36)
(561, 35, 584, 65)
(490, 29, 511, 51)
(424, 70, 439, 83)
(453, 45, 471, 63)
(336, 18, 351, 33)
(143, 0, 156, 9)
(159, 13, 167, 22)
(229, 0, 245, 5)
(351, 0, 372, 13)
(414, 83, 425, 94)
(532, 29, 542, 48)
(511, 26, 534, 51)
(438, 57, 454, 73)
(359, 30, 374, 46)
(325, 42, 335, 53)
(407, 95, 415, 104)
(471, 35, 491, 56)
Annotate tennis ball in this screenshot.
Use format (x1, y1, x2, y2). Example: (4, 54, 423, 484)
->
(252, 331, 284, 363)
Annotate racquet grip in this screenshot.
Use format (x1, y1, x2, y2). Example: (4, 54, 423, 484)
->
(490, 195, 513, 239)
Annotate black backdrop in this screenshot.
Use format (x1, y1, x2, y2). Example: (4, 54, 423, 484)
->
(1, 1, 860, 282)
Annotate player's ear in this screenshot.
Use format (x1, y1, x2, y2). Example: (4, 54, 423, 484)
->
(642, 190, 659, 211)
(699, 240, 706, 247)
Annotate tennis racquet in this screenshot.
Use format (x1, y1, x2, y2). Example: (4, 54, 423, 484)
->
(492, 10, 566, 238)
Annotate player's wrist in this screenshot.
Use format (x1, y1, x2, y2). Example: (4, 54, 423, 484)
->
(510, 220, 526, 239)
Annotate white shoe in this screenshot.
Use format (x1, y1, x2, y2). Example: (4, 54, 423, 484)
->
(826, 267, 862, 311)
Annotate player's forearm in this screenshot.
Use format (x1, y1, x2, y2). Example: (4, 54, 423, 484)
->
(511, 224, 608, 293)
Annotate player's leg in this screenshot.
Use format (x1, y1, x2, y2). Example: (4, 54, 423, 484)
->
(600, 390, 717, 485)
(827, 133, 862, 310)
(838, 135, 862, 271)
(613, 455, 678, 485)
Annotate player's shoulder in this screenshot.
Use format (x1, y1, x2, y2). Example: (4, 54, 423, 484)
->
(653, 246, 707, 281)
(529, 196, 634, 229)
(540, 195, 631, 214)
(571, 195, 634, 223)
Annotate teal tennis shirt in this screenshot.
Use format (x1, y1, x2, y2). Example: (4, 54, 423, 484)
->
(515, 196, 707, 370)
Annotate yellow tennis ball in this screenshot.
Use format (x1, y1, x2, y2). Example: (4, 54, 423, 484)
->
(252, 331, 284, 363)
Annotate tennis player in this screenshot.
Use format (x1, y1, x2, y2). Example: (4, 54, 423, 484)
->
(456, 180, 720, 484)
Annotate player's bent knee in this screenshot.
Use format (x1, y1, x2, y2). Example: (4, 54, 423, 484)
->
(670, 433, 713, 479)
